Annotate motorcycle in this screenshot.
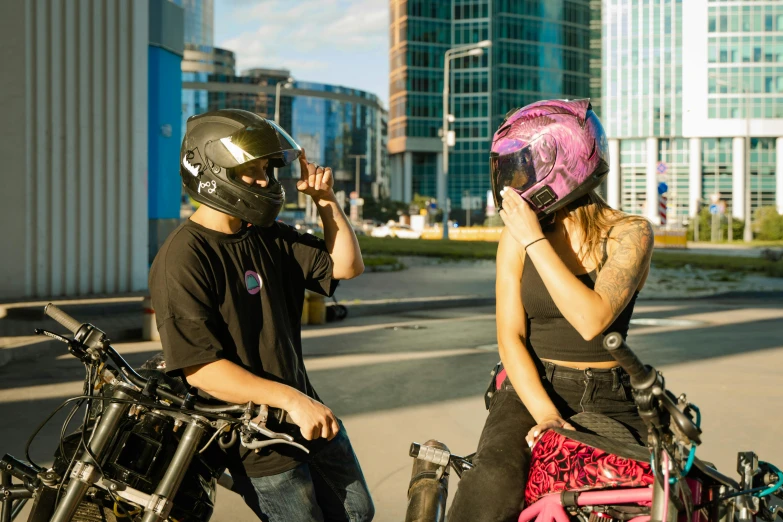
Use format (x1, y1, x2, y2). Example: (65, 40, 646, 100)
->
(405, 332, 783, 522)
(0, 304, 307, 522)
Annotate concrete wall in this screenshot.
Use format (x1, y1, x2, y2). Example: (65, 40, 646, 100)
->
(0, 0, 149, 300)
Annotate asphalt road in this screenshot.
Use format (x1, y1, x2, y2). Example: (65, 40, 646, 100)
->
(2, 298, 782, 521)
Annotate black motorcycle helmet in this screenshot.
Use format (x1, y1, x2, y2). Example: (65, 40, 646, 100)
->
(180, 109, 302, 227)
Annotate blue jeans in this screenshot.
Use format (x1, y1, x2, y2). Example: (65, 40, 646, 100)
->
(232, 422, 375, 522)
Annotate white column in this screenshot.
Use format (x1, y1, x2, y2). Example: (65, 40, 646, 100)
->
(777, 137, 783, 214)
(403, 151, 413, 203)
(689, 138, 702, 217)
(646, 137, 659, 223)
(607, 139, 621, 209)
(732, 137, 745, 220)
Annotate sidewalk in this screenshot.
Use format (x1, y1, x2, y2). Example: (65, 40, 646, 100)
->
(2, 256, 782, 367)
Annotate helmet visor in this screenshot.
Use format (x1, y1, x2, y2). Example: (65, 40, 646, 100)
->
(205, 121, 302, 169)
(490, 145, 539, 209)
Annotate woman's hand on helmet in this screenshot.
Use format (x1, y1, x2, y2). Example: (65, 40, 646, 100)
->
(498, 188, 546, 249)
(526, 414, 575, 448)
(297, 150, 335, 200)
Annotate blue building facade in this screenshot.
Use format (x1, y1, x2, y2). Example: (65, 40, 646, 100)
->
(148, 0, 185, 260)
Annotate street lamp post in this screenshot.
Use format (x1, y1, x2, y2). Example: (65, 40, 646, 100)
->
(348, 154, 367, 197)
(348, 154, 367, 225)
(441, 40, 491, 240)
(274, 76, 294, 124)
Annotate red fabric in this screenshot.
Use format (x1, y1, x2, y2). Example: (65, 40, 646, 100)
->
(525, 430, 654, 505)
(496, 368, 507, 390)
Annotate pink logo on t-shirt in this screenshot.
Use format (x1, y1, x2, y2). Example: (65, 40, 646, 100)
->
(245, 270, 262, 295)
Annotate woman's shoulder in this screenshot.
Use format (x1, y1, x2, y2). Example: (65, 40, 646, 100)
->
(605, 213, 654, 256)
(605, 211, 652, 237)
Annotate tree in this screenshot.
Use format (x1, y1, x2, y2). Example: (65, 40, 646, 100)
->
(687, 208, 744, 241)
(753, 206, 783, 240)
(361, 198, 408, 223)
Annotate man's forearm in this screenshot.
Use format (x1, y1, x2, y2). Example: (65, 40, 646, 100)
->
(184, 359, 303, 410)
(314, 194, 364, 279)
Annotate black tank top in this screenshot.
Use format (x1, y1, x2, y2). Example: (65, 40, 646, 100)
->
(521, 230, 638, 363)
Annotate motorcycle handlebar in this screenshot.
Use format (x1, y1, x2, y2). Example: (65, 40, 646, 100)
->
(43, 305, 291, 423)
(44, 303, 82, 335)
(602, 332, 655, 388)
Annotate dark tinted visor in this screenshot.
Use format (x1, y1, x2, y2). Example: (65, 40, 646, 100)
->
(205, 121, 302, 169)
(490, 145, 538, 209)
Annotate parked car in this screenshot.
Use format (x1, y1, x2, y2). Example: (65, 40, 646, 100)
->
(371, 222, 422, 239)
(294, 222, 324, 235)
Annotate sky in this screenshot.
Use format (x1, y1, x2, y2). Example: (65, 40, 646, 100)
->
(214, 0, 390, 108)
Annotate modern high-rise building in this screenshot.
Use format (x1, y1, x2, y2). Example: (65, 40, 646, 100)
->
(603, 0, 783, 229)
(388, 0, 593, 219)
(173, 0, 213, 47)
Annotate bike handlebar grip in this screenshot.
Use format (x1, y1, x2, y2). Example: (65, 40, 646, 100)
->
(603, 332, 653, 387)
(44, 303, 82, 334)
(409, 442, 450, 467)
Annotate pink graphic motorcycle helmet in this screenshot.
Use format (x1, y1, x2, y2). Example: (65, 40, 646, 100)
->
(490, 99, 610, 218)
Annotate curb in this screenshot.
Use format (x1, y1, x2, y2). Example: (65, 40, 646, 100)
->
(1, 297, 144, 322)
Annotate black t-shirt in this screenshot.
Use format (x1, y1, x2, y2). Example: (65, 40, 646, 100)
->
(148, 219, 336, 477)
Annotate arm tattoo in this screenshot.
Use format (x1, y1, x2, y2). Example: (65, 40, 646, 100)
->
(594, 219, 654, 316)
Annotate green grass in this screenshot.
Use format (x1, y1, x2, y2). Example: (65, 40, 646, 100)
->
(357, 237, 783, 277)
(362, 255, 406, 272)
(691, 239, 783, 247)
(363, 255, 401, 267)
(651, 251, 783, 278)
(357, 237, 498, 260)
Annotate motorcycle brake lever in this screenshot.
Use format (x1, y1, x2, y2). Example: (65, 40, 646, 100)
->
(240, 437, 310, 454)
(247, 421, 296, 442)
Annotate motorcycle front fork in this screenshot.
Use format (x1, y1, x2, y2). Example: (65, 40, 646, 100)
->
(48, 387, 208, 522)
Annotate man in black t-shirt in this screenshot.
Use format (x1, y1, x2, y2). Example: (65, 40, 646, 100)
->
(149, 110, 374, 521)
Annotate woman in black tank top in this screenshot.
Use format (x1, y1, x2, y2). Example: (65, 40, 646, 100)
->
(448, 99, 654, 522)
(447, 190, 654, 522)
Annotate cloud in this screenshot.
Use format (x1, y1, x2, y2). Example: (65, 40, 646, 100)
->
(217, 0, 388, 73)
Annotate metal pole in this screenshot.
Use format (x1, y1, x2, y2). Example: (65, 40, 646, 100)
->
(274, 81, 282, 123)
(442, 51, 451, 240)
(464, 191, 470, 227)
(348, 155, 367, 196)
(438, 42, 491, 241)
